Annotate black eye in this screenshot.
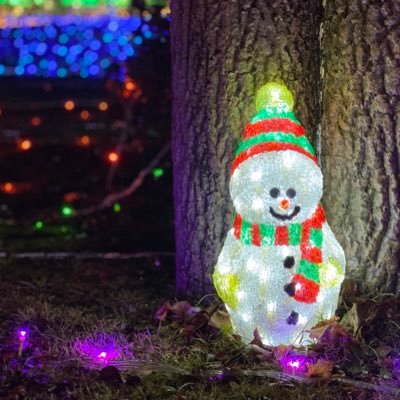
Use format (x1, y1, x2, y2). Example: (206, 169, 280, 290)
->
(286, 188, 296, 198)
(270, 188, 280, 198)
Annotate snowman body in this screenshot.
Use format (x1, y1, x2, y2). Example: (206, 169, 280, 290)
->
(214, 145, 346, 346)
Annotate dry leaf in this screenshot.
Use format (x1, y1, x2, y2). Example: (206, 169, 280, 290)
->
(375, 342, 393, 359)
(306, 359, 334, 379)
(209, 310, 232, 333)
(154, 302, 171, 322)
(171, 301, 200, 325)
(310, 318, 352, 347)
(274, 345, 291, 361)
(340, 278, 359, 305)
(341, 300, 378, 334)
(309, 317, 340, 340)
(250, 328, 265, 349)
(179, 311, 209, 338)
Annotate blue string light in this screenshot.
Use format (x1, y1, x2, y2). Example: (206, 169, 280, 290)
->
(0, 15, 169, 79)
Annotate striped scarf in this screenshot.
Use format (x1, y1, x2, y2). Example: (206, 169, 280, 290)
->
(233, 205, 326, 304)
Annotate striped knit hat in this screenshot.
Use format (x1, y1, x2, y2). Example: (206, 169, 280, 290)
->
(231, 83, 318, 175)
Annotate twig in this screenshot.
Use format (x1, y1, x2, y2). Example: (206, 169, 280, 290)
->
(105, 99, 134, 190)
(75, 141, 171, 217)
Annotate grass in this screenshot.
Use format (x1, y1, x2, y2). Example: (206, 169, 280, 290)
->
(0, 259, 399, 399)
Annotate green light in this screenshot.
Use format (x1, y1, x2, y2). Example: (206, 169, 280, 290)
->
(61, 205, 74, 217)
(35, 220, 44, 230)
(113, 202, 122, 213)
(152, 167, 164, 179)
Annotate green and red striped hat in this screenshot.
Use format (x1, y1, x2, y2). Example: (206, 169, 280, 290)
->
(231, 83, 318, 175)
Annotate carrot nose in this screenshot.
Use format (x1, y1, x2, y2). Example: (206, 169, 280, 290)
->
(279, 199, 290, 210)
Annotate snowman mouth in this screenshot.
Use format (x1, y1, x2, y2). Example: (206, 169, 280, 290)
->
(269, 205, 301, 221)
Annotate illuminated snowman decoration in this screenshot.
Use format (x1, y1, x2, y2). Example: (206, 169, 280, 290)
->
(213, 83, 345, 346)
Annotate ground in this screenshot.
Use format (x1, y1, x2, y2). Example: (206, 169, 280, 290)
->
(1, 258, 400, 399)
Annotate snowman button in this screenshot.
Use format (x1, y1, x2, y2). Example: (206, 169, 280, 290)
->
(284, 282, 296, 296)
(284, 256, 295, 268)
(286, 311, 299, 325)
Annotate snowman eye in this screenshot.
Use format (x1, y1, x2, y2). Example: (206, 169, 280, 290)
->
(270, 188, 280, 198)
(286, 188, 296, 198)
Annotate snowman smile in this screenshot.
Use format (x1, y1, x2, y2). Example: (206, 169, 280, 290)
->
(269, 205, 301, 221)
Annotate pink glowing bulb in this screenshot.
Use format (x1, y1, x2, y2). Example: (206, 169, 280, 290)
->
(97, 351, 109, 363)
(17, 329, 27, 342)
(287, 360, 300, 369)
(280, 352, 313, 374)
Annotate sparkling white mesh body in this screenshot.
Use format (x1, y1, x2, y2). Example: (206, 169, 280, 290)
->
(214, 151, 345, 345)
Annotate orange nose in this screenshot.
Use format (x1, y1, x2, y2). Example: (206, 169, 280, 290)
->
(279, 199, 290, 210)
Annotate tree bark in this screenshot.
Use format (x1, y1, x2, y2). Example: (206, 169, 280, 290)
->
(171, 0, 323, 297)
(321, 1, 400, 294)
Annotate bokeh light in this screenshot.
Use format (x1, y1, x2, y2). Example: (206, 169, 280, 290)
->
(80, 110, 90, 120)
(107, 151, 119, 163)
(34, 220, 44, 230)
(78, 135, 91, 146)
(31, 116, 41, 126)
(61, 204, 74, 217)
(64, 100, 75, 111)
(18, 139, 32, 151)
(152, 167, 164, 179)
(0, 15, 169, 79)
(98, 101, 108, 111)
(2, 182, 15, 194)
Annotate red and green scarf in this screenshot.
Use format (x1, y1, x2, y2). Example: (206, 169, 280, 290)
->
(233, 205, 326, 304)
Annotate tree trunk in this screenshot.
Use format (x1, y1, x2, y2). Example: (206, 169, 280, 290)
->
(321, 1, 400, 294)
(171, 0, 323, 297)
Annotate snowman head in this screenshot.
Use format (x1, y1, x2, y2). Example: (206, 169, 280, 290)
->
(229, 82, 323, 225)
(230, 151, 322, 225)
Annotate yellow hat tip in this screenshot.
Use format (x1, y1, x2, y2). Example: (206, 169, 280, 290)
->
(255, 82, 294, 112)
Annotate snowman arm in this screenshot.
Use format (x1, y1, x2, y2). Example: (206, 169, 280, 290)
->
(319, 222, 346, 288)
(213, 231, 241, 309)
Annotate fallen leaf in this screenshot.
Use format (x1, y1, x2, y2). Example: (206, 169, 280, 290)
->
(179, 311, 210, 338)
(273, 345, 291, 361)
(374, 342, 393, 359)
(306, 359, 333, 379)
(340, 299, 378, 335)
(209, 310, 232, 333)
(171, 301, 200, 325)
(340, 278, 359, 305)
(154, 302, 171, 322)
(250, 328, 265, 349)
(310, 319, 352, 348)
(309, 317, 340, 340)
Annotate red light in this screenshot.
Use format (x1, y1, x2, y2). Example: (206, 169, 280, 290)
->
(80, 110, 90, 120)
(2, 182, 15, 193)
(125, 81, 136, 91)
(79, 135, 91, 146)
(64, 192, 81, 202)
(31, 116, 41, 126)
(107, 151, 119, 163)
(19, 139, 32, 151)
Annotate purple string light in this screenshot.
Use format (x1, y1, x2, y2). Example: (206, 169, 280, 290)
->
(280, 351, 314, 374)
